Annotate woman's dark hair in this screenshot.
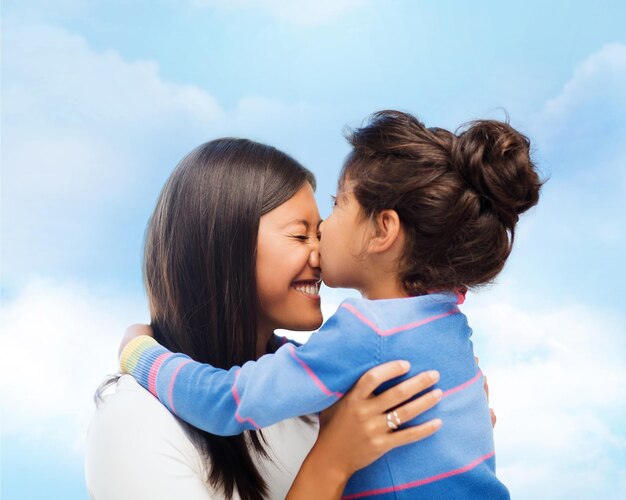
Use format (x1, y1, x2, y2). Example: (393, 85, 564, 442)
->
(143, 138, 315, 499)
(342, 110, 543, 296)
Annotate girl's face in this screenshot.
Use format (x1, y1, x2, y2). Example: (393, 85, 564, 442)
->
(318, 182, 371, 291)
(256, 182, 324, 334)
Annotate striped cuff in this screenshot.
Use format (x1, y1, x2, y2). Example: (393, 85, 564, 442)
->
(120, 336, 164, 377)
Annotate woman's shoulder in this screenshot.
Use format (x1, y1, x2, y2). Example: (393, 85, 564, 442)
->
(85, 375, 320, 500)
(92, 374, 179, 422)
(85, 375, 216, 499)
(88, 375, 193, 444)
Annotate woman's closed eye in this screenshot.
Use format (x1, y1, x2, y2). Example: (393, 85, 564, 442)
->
(289, 234, 318, 242)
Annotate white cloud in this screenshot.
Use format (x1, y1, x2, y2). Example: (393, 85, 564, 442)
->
(532, 42, 626, 184)
(0, 281, 346, 455)
(2, 20, 223, 200)
(537, 43, 626, 137)
(1, 19, 222, 287)
(2, 18, 326, 288)
(0, 279, 150, 453)
(188, 0, 372, 27)
(3, 17, 625, 500)
(513, 43, 626, 298)
(464, 287, 626, 498)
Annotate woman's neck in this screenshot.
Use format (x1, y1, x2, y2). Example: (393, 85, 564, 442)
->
(256, 328, 275, 358)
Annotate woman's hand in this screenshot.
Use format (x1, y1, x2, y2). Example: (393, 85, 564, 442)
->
(485, 375, 496, 427)
(476, 356, 496, 427)
(118, 324, 154, 359)
(286, 361, 442, 499)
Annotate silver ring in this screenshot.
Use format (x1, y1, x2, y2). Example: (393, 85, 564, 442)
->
(386, 410, 401, 430)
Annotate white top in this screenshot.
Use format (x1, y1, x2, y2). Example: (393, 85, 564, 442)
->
(85, 375, 319, 499)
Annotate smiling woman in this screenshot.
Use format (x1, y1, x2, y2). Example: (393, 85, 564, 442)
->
(85, 137, 443, 500)
(256, 183, 323, 335)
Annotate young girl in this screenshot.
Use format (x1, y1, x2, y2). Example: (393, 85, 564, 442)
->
(120, 110, 542, 498)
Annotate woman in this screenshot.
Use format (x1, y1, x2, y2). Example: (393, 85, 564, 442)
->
(85, 138, 443, 499)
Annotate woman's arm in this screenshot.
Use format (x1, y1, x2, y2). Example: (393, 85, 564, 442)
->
(287, 362, 443, 499)
(120, 302, 383, 435)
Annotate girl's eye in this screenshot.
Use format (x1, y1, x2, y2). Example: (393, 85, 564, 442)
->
(293, 235, 308, 241)
(330, 195, 337, 207)
(316, 233, 322, 241)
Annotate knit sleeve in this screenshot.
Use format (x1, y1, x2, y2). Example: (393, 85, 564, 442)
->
(119, 301, 380, 436)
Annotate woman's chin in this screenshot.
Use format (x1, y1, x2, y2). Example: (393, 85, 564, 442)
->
(288, 314, 324, 332)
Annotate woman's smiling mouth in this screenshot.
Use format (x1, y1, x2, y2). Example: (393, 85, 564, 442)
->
(291, 280, 321, 297)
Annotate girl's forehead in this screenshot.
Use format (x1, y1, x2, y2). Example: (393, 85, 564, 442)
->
(337, 176, 356, 194)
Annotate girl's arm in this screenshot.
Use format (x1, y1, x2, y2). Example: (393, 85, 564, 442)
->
(120, 301, 382, 436)
(287, 361, 443, 499)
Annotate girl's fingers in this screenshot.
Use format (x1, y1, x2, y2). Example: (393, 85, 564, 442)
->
(391, 388, 442, 426)
(373, 370, 440, 411)
(352, 361, 412, 399)
(386, 418, 442, 449)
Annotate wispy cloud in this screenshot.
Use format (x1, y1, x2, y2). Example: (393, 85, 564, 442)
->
(506, 43, 626, 305)
(0, 279, 149, 453)
(472, 46, 626, 495)
(465, 285, 626, 498)
(2, 18, 326, 289)
(532, 42, 626, 182)
(2, 12, 625, 500)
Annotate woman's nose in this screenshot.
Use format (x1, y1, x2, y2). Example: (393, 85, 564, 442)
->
(308, 243, 320, 269)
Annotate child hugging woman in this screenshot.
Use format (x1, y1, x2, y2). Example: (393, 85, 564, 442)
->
(120, 110, 542, 499)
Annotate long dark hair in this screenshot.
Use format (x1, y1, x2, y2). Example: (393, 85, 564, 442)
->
(342, 110, 543, 295)
(144, 138, 315, 499)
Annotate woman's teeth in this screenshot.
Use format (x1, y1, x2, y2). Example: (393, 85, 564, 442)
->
(293, 283, 319, 296)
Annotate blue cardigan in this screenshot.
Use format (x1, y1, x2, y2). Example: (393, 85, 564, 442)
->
(121, 292, 509, 499)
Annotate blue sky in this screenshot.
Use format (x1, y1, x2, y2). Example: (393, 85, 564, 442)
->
(2, 1, 625, 498)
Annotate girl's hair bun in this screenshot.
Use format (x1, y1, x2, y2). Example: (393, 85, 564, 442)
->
(342, 110, 544, 294)
(452, 120, 542, 227)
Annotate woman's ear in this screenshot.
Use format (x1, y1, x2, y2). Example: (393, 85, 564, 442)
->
(367, 209, 402, 254)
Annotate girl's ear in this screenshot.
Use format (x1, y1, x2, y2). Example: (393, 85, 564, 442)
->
(368, 209, 402, 254)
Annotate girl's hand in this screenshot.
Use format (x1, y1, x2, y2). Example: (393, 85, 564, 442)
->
(287, 361, 442, 499)
(118, 324, 154, 359)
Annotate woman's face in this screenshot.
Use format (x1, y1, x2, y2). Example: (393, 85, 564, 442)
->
(256, 182, 324, 334)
